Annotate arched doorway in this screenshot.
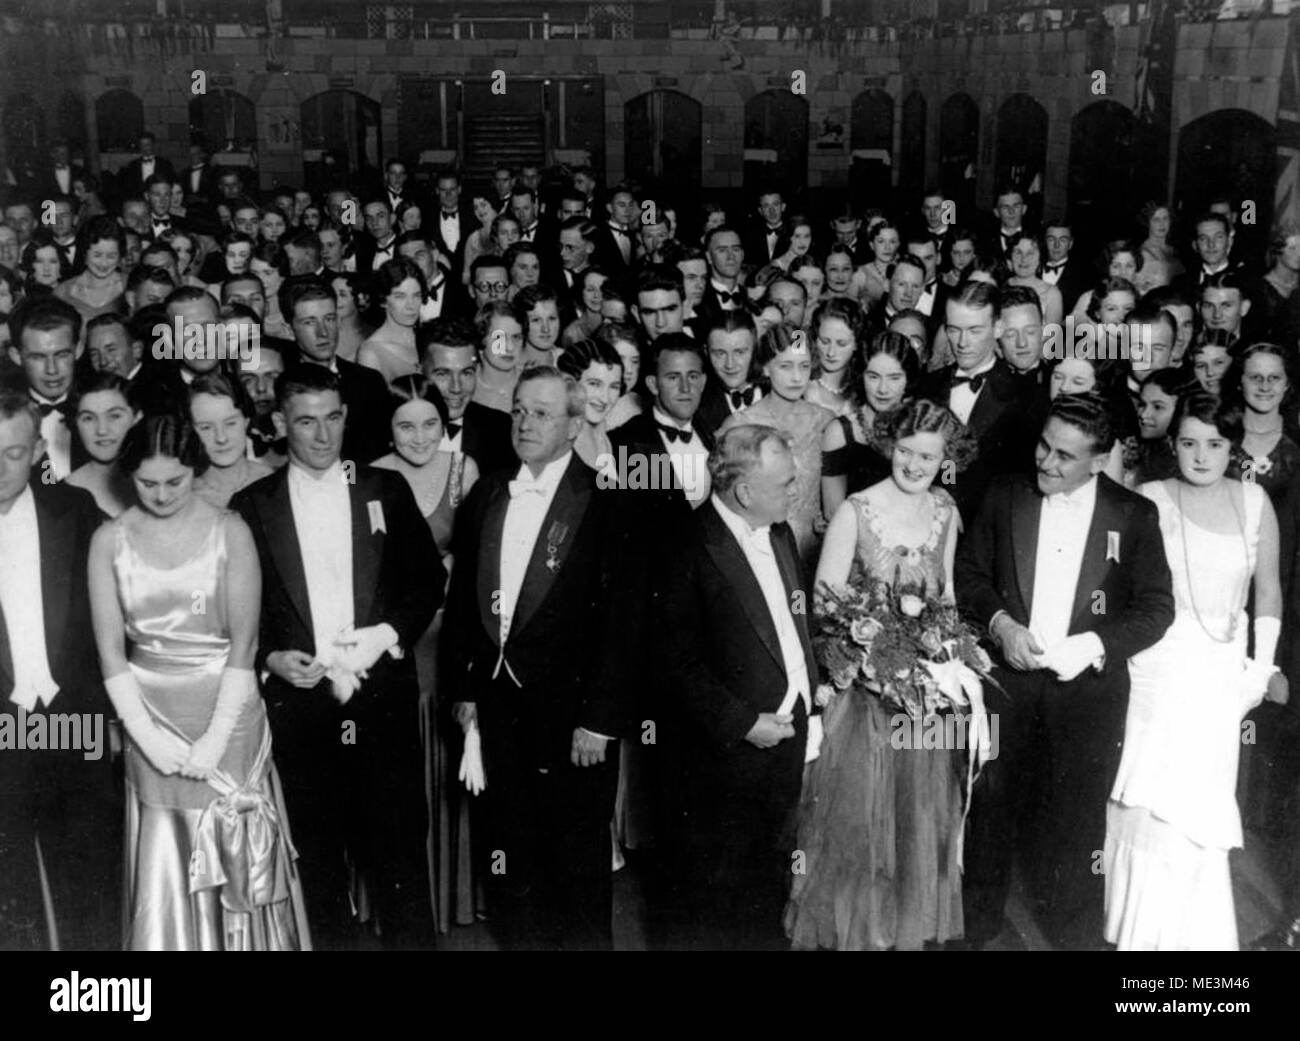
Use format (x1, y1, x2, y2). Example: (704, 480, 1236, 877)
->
(1175, 109, 1276, 266)
(189, 89, 257, 151)
(300, 89, 383, 196)
(624, 90, 702, 200)
(743, 90, 809, 198)
(898, 91, 927, 212)
(939, 93, 978, 221)
(93, 89, 143, 153)
(56, 91, 87, 159)
(995, 94, 1048, 201)
(1069, 101, 1138, 258)
(850, 89, 894, 209)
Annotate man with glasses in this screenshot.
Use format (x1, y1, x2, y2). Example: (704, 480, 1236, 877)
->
(469, 255, 510, 311)
(280, 275, 390, 464)
(918, 281, 1033, 518)
(443, 366, 632, 948)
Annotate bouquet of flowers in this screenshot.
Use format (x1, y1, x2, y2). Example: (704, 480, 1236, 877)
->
(813, 563, 994, 721)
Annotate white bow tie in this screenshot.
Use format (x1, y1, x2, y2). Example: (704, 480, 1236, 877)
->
(508, 479, 549, 499)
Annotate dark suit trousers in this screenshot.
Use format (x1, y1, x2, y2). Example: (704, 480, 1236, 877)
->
(663, 717, 805, 951)
(478, 674, 619, 951)
(266, 678, 432, 949)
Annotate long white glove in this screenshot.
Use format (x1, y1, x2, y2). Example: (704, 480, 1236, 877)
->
(104, 671, 189, 775)
(459, 720, 486, 795)
(1242, 616, 1282, 712)
(332, 623, 401, 678)
(805, 715, 824, 764)
(1039, 631, 1105, 683)
(184, 668, 256, 778)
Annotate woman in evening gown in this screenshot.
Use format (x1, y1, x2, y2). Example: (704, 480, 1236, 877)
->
(88, 413, 309, 950)
(1104, 392, 1289, 950)
(786, 399, 969, 950)
(373, 375, 481, 931)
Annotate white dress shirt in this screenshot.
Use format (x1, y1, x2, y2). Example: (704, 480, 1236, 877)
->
(710, 278, 742, 311)
(288, 461, 354, 656)
(608, 222, 632, 265)
(0, 487, 59, 710)
(917, 281, 937, 316)
(711, 494, 810, 713)
(54, 165, 71, 194)
(1042, 261, 1066, 286)
(420, 278, 445, 323)
(439, 210, 461, 254)
(438, 422, 464, 455)
(189, 165, 204, 195)
(1028, 476, 1097, 648)
(947, 357, 997, 427)
(498, 451, 571, 645)
(140, 156, 155, 181)
(371, 236, 396, 270)
(33, 395, 72, 480)
(653, 406, 710, 506)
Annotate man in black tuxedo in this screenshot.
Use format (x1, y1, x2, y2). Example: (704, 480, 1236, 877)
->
(826, 204, 872, 267)
(609, 332, 713, 518)
(118, 132, 176, 205)
(742, 189, 791, 266)
(986, 186, 1039, 264)
(443, 366, 631, 949)
(916, 188, 956, 259)
(280, 276, 391, 465)
(996, 285, 1050, 397)
(695, 309, 764, 440)
(381, 156, 422, 217)
(31, 141, 86, 205)
(354, 197, 400, 274)
(232, 365, 442, 949)
(1042, 221, 1092, 315)
(590, 184, 638, 276)
(428, 168, 474, 278)
(866, 254, 928, 337)
(0, 391, 120, 950)
(6, 298, 87, 481)
(955, 392, 1174, 949)
(180, 144, 219, 205)
(419, 318, 516, 474)
(1175, 212, 1249, 297)
(695, 225, 749, 325)
(916, 282, 1034, 520)
(655, 424, 815, 950)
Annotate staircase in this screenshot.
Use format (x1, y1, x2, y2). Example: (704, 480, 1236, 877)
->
(463, 113, 545, 185)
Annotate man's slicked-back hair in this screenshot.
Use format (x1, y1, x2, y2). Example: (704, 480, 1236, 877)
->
(418, 316, 479, 365)
(999, 283, 1043, 320)
(636, 263, 684, 299)
(8, 296, 82, 352)
(274, 362, 342, 412)
(947, 279, 1001, 317)
(279, 275, 337, 322)
(1046, 390, 1115, 454)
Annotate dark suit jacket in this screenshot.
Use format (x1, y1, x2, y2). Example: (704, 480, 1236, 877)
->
(428, 203, 476, 275)
(653, 500, 814, 792)
(590, 223, 635, 276)
(954, 472, 1174, 680)
(0, 480, 118, 949)
(32, 163, 87, 204)
(231, 465, 443, 699)
(353, 233, 399, 276)
(694, 380, 766, 441)
(916, 360, 1033, 520)
(1044, 257, 1092, 315)
(118, 156, 177, 202)
(608, 410, 712, 520)
(180, 164, 220, 203)
(441, 455, 632, 769)
(742, 221, 791, 267)
(461, 401, 515, 475)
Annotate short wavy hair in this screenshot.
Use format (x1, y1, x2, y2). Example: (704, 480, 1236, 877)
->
(881, 397, 977, 473)
(708, 423, 793, 498)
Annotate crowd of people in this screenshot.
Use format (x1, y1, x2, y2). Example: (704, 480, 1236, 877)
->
(2, 127, 1300, 952)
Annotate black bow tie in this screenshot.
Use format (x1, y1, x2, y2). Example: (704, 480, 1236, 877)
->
(716, 288, 745, 306)
(728, 386, 757, 409)
(1044, 261, 1065, 272)
(951, 372, 987, 393)
(445, 422, 462, 439)
(610, 225, 631, 238)
(152, 217, 170, 227)
(657, 422, 693, 444)
(33, 397, 69, 419)
(441, 210, 459, 219)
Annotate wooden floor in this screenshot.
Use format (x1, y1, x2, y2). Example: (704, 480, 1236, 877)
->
(435, 828, 1286, 951)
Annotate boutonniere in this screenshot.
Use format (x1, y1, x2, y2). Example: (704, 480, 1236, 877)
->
(1106, 530, 1121, 563)
(368, 500, 386, 535)
(545, 521, 570, 573)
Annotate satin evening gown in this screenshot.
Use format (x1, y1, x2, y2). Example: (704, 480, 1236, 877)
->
(112, 512, 311, 951)
(784, 489, 965, 950)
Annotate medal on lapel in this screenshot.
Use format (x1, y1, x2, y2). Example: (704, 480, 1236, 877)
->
(545, 521, 569, 573)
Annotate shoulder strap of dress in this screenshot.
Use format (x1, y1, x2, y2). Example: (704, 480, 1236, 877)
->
(1243, 478, 1266, 536)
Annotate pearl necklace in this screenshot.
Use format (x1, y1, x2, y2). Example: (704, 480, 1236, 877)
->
(816, 376, 844, 396)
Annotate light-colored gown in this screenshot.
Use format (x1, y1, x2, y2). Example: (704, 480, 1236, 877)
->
(113, 511, 310, 950)
(784, 489, 965, 950)
(1104, 480, 1265, 951)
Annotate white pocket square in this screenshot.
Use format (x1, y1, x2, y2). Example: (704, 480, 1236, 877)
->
(1106, 530, 1120, 563)
(368, 500, 386, 534)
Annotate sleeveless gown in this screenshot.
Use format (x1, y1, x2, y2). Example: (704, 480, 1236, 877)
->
(113, 512, 310, 950)
(1104, 480, 1265, 951)
(784, 488, 965, 950)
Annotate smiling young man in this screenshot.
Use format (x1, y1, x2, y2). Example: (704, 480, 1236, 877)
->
(956, 391, 1173, 951)
(6, 297, 85, 480)
(695, 309, 762, 439)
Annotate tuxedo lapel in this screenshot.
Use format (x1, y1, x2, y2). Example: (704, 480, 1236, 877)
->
(510, 458, 592, 639)
(1069, 480, 1120, 632)
(476, 480, 508, 645)
(35, 490, 72, 682)
(263, 472, 314, 638)
(772, 523, 816, 677)
(0, 599, 13, 698)
(1010, 479, 1041, 620)
(349, 475, 382, 629)
(701, 505, 785, 674)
